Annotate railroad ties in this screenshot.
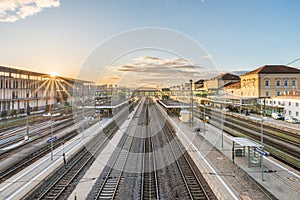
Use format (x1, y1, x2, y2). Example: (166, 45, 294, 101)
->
(27, 98, 217, 199)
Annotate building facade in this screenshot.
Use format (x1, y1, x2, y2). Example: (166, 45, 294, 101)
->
(258, 95, 300, 119)
(203, 73, 240, 96)
(240, 65, 300, 98)
(0, 66, 93, 117)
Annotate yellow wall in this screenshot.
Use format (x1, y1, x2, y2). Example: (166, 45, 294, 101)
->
(240, 73, 300, 98)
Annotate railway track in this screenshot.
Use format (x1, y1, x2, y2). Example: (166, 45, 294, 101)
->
(0, 118, 73, 150)
(24, 100, 138, 199)
(0, 109, 108, 183)
(0, 120, 78, 183)
(154, 104, 216, 200)
(88, 99, 145, 199)
(196, 107, 300, 148)
(141, 100, 159, 200)
(195, 107, 300, 170)
(30, 122, 119, 199)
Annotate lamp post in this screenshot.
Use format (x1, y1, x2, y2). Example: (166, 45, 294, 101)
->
(62, 141, 66, 166)
(50, 112, 53, 161)
(260, 117, 265, 181)
(44, 109, 54, 161)
(25, 103, 30, 141)
(190, 80, 194, 126)
(221, 110, 224, 149)
(203, 104, 206, 136)
(260, 118, 264, 180)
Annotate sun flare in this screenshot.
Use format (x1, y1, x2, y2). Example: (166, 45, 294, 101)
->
(50, 72, 57, 77)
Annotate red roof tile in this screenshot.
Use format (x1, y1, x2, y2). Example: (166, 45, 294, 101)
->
(242, 65, 300, 76)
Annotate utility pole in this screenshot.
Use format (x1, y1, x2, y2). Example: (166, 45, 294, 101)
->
(25, 103, 30, 141)
(260, 118, 265, 181)
(50, 112, 53, 161)
(190, 80, 194, 126)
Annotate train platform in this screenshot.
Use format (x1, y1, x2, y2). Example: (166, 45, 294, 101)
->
(166, 111, 300, 199)
(0, 118, 111, 200)
(68, 104, 140, 200)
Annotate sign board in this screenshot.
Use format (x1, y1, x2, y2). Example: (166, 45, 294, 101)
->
(47, 136, 57, 143)
(255, 147, 270, 156)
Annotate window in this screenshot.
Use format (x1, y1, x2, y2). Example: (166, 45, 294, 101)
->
(276, 80, 281, 87)
(296, 112, 299, 117)
(284, 79, 288, 87)
(289, 102, 291, 106)
(284, 90, 288, 95)
(276, 91, 281, 96)
(292, 79, 296, 86)
(296, 102, 299, 107)
(265, 91, 269, 97)
(265, 80, 270, 87)
(289, 110, 292, 115)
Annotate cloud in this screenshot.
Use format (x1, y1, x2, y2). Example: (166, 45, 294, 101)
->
(102, 56, 216, 88)
(0, 0, 60, 22)
(118, 56, 201, 72)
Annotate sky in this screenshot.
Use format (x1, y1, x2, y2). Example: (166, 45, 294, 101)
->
(0, 0, 300, 86)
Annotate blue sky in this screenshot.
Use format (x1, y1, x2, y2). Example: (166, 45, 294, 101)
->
(0, 0, 300, 82)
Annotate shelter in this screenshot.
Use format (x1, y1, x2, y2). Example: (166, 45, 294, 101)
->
(230, 137, 263, 167)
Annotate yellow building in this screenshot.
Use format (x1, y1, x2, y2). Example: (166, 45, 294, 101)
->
(240, 65, 300, 98)
(203, 73, 240, 96)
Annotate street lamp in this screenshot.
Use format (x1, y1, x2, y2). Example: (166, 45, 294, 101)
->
(221, 109, 224, 149)
(189, 80, 194, 126)
(202, 104, 209, 136)
(43, 111, 59, 161)
(50, 113, 53, 161)
(25, 104, 30, 141)
(260, 118, 264, 180)
(259, 116, 272, 181)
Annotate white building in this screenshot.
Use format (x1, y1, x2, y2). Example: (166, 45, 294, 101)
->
(0, 65, 94, 117)
(259, 95, 300, 120)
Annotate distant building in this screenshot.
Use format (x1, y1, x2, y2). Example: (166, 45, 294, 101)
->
(223, 81, 241, 97)
(0, 65, 93, 117)
(240, 65, 300, 98)
(203, 73, 240, 96)
(258, 94, 300, 119)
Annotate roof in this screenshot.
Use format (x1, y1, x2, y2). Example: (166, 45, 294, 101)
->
(230, 137, 261, 147)
(223, 81, 240, 89)
(242, 65, 300, 76)
(194, 79, 205, 84)
(0, 65, 48, 76)
(220, 73, 240, 80)
(211, 73, 240, 81)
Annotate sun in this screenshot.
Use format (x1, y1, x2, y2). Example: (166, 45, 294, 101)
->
(50, 72, 57, 77)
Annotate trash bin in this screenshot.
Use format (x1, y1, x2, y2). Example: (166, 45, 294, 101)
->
(195, 127, 201, 132)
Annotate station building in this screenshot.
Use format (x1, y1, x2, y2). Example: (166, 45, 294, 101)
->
(258, 94, 300, 120)
(0, 65, 94, 117)
(240, 65, 300, 98)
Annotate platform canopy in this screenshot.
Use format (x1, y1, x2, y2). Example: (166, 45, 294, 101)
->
(230, 137, 261, 147)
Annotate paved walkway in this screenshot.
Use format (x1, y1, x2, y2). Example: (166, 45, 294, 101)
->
(169, 114, 300, 200)
(0, 118, 111, 200)
(68, 105, 140, 200)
